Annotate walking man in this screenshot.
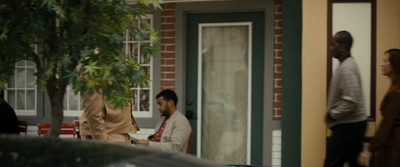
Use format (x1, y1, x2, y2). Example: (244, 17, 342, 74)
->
(324, 31, 368, 167)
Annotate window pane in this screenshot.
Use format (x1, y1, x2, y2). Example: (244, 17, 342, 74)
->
(140, 43, 151, 64)
(131, 90, 138, 111)
(140, 90, 150, 111)
(140, 19, 151, 40)
(122, 30, 128, 41)
(16, 61, 25, 66)
(200, 24, 250, 164)
(332, 3, 372, 116)
(68, 92, 79, 110)
(63, 96, 68, 110)
(127, 43, 139, 60)
(129, 20, 139, 41)
(8, 90, 16, 109)
(17, 90, 25, 110)
(26, 68, 36, 88)
(26, 60, 35, 66)
(7, 75, 16, 88)
(26, 90, 35, 110)
(140, 66, 150, 87)
(17, 69, 25, 88)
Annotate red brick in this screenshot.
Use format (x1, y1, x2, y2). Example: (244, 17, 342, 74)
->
(274, 72, 282, 78)
(161, 24, 175, 30)
(161, 73, 175, 79)
(274, 58, 282, 64)
(161, 38, 175, 44)
(165, 59, 175, 65)
(275, 0, 282, 5)
(275, 65, 282, 72)
(274, 29, 282, 34)
(161, 45, 166, 51)
(161, 66, 175, 72)
(274, 108, 282, 114)
(162, 31, 175, 37)
(161, 80, 175, 86)
(163, 3, 175, 10)
(275, 20, 282, 28)
(273, 117, 282, 121)
(275, 14, 282, 20)
(161, 52, 175, 58)
(166, 45, 175, 52)
(165, 73, 175, 79)
(275, 79, 282, 87)
(276, 94, 282, 101)
(161, 10, 175, 16)
(274, 87, 282, 94)
(275, 35, 282, 42)
(276, 5, 282, 13)
(166, 17, 175, 23)
(274, 43, 282, 49)
(273, 102, 281, 108)
(275, 50, 282, 57)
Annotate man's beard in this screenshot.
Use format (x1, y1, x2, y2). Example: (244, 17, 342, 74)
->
(161, 105, 170, 117)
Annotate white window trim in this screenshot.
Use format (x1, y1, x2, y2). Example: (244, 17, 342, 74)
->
(6, 45, 38, 116)
(129, 14, 154, 118)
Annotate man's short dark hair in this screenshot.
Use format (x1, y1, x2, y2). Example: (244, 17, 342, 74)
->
(0, 90, 4, 99)
(335, 31, 353, 51)
(156, 89, 178, 106)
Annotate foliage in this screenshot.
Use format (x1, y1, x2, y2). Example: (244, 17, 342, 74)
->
(0, 0, 161, 108)
(0, 0, 162, 136)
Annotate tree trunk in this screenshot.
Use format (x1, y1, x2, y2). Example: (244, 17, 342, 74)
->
(46, 78, 66, 137)
(47, 92, 64, 137)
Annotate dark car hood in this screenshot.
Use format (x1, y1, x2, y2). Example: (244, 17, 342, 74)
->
(0, 135, 224, 167)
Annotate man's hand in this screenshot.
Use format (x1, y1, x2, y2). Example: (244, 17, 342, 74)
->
(135, 139, 150, 146)
(358, 150, 372, 166)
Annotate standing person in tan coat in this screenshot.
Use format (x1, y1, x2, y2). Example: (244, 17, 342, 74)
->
(79, 91, 139, 144)
(358, 49, 400, 167)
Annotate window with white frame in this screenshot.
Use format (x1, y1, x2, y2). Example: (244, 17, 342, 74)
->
(63, 86, 82, 117)
(123, 15, 154, 118)
(63, 15, 154, 118)
(6, 46, 38, 116)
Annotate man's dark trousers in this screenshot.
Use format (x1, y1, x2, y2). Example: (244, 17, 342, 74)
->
(324, 121, 367, 167)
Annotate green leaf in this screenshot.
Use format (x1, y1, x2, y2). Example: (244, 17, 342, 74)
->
(52, 5, 66, 19)
(83, 60, 100, 76)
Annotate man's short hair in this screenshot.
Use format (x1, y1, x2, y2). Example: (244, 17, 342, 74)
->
(335, 31, 353, 51)
(0, 90, 4, 99)
(156, 89, 178, 106)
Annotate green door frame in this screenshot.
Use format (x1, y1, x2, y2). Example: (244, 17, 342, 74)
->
(281, 0, 302, 167)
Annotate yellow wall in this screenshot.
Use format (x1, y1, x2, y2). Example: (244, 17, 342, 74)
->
(302, 0, 328, 166)
(302, 0, 400, 167)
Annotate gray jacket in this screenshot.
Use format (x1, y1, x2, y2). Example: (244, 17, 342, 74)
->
(326, 57, 367, 128)
(148, 110, 192, 152)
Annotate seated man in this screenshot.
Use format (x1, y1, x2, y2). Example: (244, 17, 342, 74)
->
(135, 89, 192, 153)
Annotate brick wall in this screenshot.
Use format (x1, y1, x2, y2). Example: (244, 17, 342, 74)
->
(273, 0, 283, 120)
(160, 3, 176, 91)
